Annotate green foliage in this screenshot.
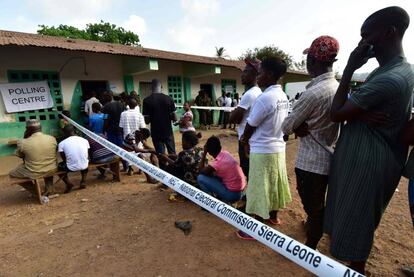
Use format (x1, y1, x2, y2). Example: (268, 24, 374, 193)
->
(293, 57, 307, 72)
(239, 45, 293, 68)
(38, 21, 140, 46)
(38, 24, 90, 40)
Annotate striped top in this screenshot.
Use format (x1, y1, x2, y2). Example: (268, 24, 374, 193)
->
(88, 137, 115, 163)
(119, 109, 146, 139)
(324, 56, 414, 261)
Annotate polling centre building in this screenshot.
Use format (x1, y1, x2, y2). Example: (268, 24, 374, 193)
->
(0, 30, 310, 157)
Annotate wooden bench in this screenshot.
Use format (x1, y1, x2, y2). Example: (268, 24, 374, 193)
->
(9, 158, 121, 204)
(7, 139, 18, 146)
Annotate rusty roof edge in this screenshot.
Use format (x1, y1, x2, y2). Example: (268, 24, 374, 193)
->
(0, 29, 308, 75)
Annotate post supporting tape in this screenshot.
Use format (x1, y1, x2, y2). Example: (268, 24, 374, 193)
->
(61, 113, 364, 277)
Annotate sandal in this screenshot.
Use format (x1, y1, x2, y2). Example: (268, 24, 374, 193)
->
(236, 230, 255, 241)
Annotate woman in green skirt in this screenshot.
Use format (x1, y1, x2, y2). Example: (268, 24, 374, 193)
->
(239, 57, 292, 240)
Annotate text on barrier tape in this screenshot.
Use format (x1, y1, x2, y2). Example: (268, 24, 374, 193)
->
(60, 113, 364, 277)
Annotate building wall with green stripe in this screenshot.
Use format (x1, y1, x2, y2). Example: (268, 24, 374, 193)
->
(0, 45, 310, 156)
(0, 46, 125, 156)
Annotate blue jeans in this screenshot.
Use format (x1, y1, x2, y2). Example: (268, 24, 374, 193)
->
(197, 174, 242, 203)
(106, 131, 123, 146)
(153, 135, 176, 155)
(106, 131, 126, 169)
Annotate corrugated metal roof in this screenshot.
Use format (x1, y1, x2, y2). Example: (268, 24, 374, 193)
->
(0, 29, 308, 75)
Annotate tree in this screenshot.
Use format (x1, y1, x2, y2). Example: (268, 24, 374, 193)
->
(215, 46, 228, 58)
(292, 57, 307, 72)
(239, 45, 293, 68)
(38, 21, 141, 46)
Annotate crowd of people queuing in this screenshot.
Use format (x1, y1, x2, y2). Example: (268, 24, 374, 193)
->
(8, 6, 414, 275)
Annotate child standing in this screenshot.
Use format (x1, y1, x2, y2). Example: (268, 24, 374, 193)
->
(177, 102, 195, 133)
(89, 102, 106, 135)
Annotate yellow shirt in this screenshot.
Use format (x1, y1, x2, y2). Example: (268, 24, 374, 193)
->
(16, 132, 57, 173)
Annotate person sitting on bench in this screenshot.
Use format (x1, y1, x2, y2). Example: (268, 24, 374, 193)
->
(87, 135, 117, 180)
(9, 119, 57, 195)
(122, 128, 158, 183)
(58, 125, 90, 193)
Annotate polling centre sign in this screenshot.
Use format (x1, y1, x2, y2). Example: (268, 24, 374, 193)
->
(0, 81, 54, 113)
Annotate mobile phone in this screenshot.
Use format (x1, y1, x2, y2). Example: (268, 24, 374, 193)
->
(365, 44, 375, 59)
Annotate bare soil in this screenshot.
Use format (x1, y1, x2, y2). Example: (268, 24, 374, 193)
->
(0, 129, 412, 277)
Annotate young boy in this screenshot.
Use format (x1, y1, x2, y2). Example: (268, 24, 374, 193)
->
(89, 102, 106, 135)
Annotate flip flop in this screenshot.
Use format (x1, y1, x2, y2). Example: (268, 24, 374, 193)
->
(236, 230, 255, 241)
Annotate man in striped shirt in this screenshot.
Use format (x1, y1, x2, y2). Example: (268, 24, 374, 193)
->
(282, 36, 340, 250)
(88, 136, 117, 180)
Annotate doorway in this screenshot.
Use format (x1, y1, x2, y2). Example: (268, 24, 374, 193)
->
(80, 80, 108, 102)
(139, 81, 152, 101)
(200, 83, 214, 101)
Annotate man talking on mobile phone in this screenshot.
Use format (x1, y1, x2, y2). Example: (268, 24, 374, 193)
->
(325, 6, 414, 275)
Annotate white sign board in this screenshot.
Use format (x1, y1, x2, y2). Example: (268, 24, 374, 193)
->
(285, 81, 310, 100)
(224, 85, 233, 94)
(0, 81, 54, 113)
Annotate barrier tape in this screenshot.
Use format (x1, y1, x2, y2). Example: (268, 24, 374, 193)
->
(61, 113, 364, 277)
(176, 105, 235, 112)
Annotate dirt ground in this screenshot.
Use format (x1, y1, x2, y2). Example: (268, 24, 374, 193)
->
(0, 129, 413, 277)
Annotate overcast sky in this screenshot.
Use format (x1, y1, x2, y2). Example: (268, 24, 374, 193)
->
(1, 0, 413, 73)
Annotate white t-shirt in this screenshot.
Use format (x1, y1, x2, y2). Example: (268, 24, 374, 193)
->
(58, 136, 90, 171)
(223, 97, 232, 107)
(119, 109, 146, 139)
(84, 97, 101, 116)
(232, 98, 239, 107)
(237, 86, 262, 139)
(247, 85, 289, 154)
(223, 96, 232, 113)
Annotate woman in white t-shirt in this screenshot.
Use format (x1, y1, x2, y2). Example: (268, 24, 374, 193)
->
(238, 57, 292, 240)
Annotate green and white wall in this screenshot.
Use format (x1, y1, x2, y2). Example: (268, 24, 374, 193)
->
(0, 45, 309, 156)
